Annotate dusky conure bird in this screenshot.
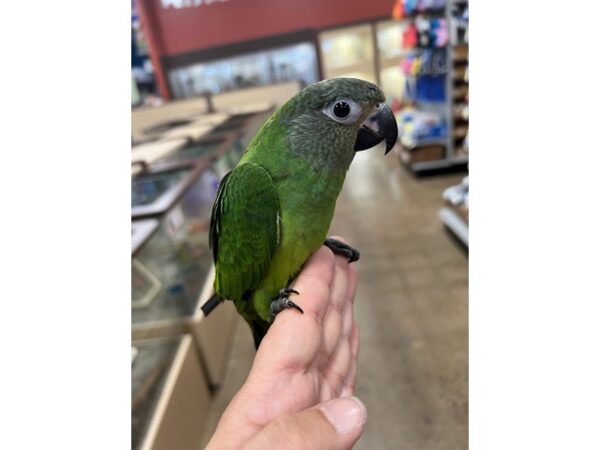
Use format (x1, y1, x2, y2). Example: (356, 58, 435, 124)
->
(203, 78, 398, 348)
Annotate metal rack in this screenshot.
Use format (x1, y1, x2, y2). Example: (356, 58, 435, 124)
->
(439, 206, 468, 247)
(397, 0, 469, 175)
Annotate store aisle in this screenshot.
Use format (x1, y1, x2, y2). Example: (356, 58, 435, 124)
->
(199, 148, 468, 450)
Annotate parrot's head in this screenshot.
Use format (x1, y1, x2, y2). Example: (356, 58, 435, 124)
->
(278, 78, 398, 170)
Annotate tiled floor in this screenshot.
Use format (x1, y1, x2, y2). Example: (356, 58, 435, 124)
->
(199, 148, 468, 449)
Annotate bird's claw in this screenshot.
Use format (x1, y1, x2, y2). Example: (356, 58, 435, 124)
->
(270, 288, 303, 318)
(281, 287, 299, 296)
(324, 238, 360, 263)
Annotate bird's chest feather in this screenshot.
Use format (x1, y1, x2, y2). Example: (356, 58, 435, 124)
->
(274, 168, 344, 267)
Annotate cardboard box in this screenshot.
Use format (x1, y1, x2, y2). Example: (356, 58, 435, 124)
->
(400, 144, 445, 164)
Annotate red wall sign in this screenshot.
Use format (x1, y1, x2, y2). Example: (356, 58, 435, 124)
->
(142, 0, 394, 56)
(136, 0, 394, 99)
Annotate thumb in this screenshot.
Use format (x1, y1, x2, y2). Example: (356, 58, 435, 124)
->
(244, 397, 367, 450)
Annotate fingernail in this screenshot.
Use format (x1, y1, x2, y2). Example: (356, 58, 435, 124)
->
(320, 396, 367, 434)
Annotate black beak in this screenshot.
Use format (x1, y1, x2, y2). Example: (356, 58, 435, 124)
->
(354, 104, 398, 155)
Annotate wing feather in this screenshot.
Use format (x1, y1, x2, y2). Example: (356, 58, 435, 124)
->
(209, 163, 280, 301)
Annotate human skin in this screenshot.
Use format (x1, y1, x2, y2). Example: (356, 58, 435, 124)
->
(206, 238, 365, 450)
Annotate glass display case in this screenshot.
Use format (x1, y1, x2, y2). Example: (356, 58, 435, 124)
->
(201, 106, 274, 158)
(154, 134, 236, 166)
(319, 24, 377, 83)
(143, 118, 195, 136)
(132, 161, 219, 337)
(131, 138, 190, 176)
(132, 336, 182, 449)
(132, 158, 240, 387)
(132, 335, 211, 450)
(158, 121, 214, 142)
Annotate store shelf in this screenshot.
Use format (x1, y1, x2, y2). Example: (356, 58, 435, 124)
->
(403, 137, 447, 149)
(411, 156, 468, 172)
(452, 44, 468, 62)
(453, 85, 469, 100)
(453, 111, 468, 122)
(455, 146, 469, 157)
(438, 206, 469, 247)
(393, 0, 468, 176)
(454, 125, 469, 139)
(400, 9, 446, 19)
(453, 66, 467, 81)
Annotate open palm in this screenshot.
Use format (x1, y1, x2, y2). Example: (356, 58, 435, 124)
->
(206, 240, 360, 449)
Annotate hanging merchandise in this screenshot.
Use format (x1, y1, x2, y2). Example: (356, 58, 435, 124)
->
(415, 16, 431, 47)
(404, 0, 418, 15)
(400, 48, 447, 103)
(392, 0, 405, 20)
(402, 22, 419, 49)
(415, 75, 445, 102)
(403, 17, 449, 49)
(432, 19, 449, 47)
(450, 3, 468, 45)
(400, 0, 446, 16)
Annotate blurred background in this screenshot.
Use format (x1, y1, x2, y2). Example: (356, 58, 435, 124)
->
(131, 0, 468, 448)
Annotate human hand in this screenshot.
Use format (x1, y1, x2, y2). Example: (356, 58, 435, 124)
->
(205, 237, 364, 450)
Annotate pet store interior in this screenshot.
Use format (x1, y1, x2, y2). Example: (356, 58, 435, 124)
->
(131, 0, 468, 448)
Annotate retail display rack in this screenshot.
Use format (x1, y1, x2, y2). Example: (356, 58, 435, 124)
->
(437, 0, 468, 244)
(439, 176, 468, 247)
(393, 0, 469, 175)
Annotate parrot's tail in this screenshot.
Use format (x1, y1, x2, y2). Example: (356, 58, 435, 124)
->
(204, 294, 270, 350)
(200, 293, 221, 317)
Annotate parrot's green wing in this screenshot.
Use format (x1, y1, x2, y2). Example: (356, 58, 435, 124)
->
(209, 162, 280, 302)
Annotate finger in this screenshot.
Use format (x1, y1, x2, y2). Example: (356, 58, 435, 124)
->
(345, 263, 358, 305)
(340, 323, 360, 398)
(257, 247, 335, 370)
(330, 249, 349, 317)
(326, 274, 354, 376)
(330, 234, 349, 245)
(321, 296, 353, 395)
(319, 258, 348, 361)
(243, 397, 367, 450)
(323, 337, 352, 397)
(340, 289, 354, 344)
(340, 359, 357, 398)
(350, 321, 360, 359)
(290, 246, 336, 320)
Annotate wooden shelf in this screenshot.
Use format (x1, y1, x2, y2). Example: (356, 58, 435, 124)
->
(454, 126, 468, 140)
(455, 146, 469, 157)
(452, 44, 468, 62)
(453, 85, 469, 100)
(453, 109, 468, 121)
(453, 66, 467, 81)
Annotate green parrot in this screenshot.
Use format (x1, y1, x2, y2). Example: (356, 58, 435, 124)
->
(203, 78, 398, 347)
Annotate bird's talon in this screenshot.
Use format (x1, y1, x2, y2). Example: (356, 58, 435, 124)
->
(270, 288, 303, 318)
(286, 300, 304, 314)
(280, 287, 299, 296)
(324, 238, 360, 263)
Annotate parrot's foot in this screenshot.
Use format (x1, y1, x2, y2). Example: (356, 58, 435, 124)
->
(324, 238, 360, 263)
(269, 288, 304, 318)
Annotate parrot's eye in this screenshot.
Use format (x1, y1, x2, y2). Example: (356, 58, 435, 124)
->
(323, 98, 361, 124)
(333, 102, 351, 118)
